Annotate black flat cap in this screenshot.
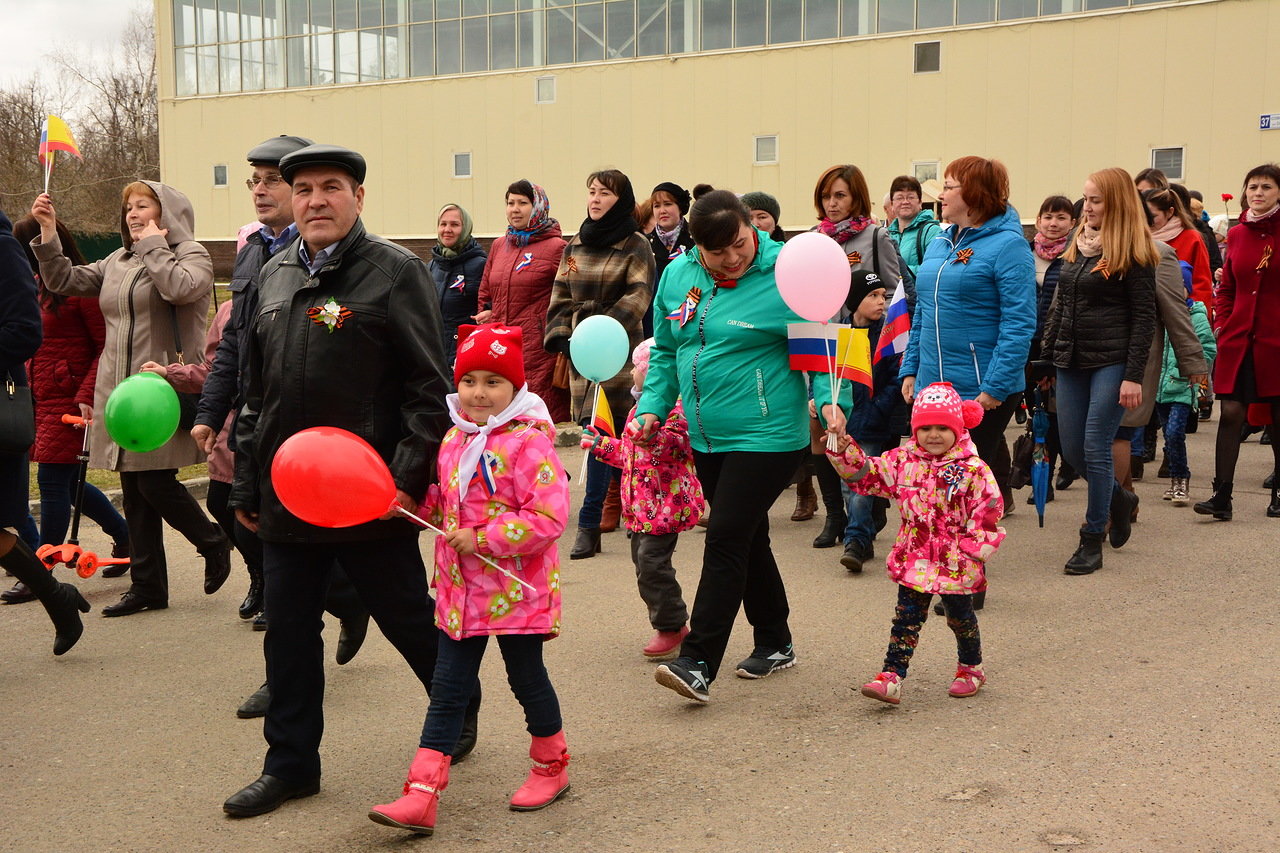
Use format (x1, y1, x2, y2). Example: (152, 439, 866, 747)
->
(278, 144, 367, 185)
(246, 135, 314, 165)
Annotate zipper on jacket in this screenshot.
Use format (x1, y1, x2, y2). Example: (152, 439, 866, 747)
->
(969, 343, 982, 387)
(932, 231, 952, 383)
(689, 286, 718, 451)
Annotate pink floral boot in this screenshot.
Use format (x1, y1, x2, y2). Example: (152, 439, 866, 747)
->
(509, 730, 571, 811)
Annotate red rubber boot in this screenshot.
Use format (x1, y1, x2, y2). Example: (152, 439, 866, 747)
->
(509, 730, 571, 811)
(368, 748, 451, 835)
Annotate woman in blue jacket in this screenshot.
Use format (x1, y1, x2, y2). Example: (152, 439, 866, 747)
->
(900, 156, 1037, 509)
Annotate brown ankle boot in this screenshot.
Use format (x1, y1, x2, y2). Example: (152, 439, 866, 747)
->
(600, 479, 621, 532)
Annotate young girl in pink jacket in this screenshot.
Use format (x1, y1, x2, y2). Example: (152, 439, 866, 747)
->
(369, 324, 571, 837)
(827, 382, 1005, 705)
(581, 338, 703, 660)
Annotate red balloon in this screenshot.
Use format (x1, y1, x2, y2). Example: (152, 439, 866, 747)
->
(270, 427, 396, 527)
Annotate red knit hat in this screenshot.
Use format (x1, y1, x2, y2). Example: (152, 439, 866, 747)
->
(911, 382, 984, 436)
(454, 324, 526, 388)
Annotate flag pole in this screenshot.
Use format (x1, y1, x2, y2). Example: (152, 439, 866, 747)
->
(43, 151, 52, 195)
(578, 381, 597, 486)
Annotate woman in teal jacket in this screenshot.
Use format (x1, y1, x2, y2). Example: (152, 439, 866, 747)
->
(901, 156, 1036, 508)
(635, 190, 809, 704)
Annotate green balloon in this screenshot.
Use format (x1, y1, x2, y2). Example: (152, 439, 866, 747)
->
(103, 373, 181, 453)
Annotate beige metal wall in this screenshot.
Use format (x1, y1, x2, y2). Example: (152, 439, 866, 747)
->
(156, 0, 1275, 242)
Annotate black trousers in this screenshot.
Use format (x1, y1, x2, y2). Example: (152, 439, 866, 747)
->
(207, 479, 261, 580)
(261, 535, 439, 782)
(682, 447, 806, 681)
(966, 394, 1021, 504)
(119, 469, 225, 604)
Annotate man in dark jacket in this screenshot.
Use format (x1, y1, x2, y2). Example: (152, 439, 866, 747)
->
(222, 145, 466, 818)
(193, 135, 372, 720)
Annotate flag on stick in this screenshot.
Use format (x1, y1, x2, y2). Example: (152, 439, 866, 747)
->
(591, 385, 615, 438)
(874, 285, 910, 363)
(835, 326, 872, 388)
(39, 115, 82, 194)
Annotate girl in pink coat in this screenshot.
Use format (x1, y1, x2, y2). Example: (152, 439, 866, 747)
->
(827, 382, 1005, 705)
(582, 338, 702, 660)
(369, 324, 571, 838)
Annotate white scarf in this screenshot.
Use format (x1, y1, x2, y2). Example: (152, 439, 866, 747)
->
(447, 385, 552, 501)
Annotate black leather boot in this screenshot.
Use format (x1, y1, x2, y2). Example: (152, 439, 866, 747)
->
(812, 512, 846, 548)
(570, 527, 601, 560)
(1108, 487, 1136, 548)
(0, 537, 90, 655)
(453, 687, 482, 763)
(239, 566, 264, 620)
(1064, 530, 1105, 575)
(1268, 485, 1280, 519)
(1193, 479, 1233, 521)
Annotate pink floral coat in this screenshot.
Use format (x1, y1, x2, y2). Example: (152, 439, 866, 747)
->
(590, 403, 703, 535)
(827, 435, 1005, 595)
(424, 416, 570, 640)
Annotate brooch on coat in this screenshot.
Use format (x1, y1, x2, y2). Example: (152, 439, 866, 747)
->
(449, 274, 466, 291)
(846, 250, 862, 266)
(939, 462, 966, 502)
(307, 298, 351, 333)
(1258, 245, 1273, 272)
(514, 252, 534, 273)
(664, 286, 702, 328)
(954, 248, 974, 265)
(1092, 257, 1111, 279)
(563, 255, 579, 275)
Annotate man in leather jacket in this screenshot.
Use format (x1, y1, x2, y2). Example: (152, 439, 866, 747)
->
(223, 144, 476, 818)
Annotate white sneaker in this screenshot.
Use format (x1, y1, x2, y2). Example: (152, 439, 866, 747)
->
(1171, 478, 1189, 507)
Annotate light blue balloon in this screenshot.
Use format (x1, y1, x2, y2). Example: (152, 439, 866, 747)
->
(569, 314, 630, 383)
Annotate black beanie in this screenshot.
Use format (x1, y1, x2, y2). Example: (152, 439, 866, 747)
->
(845, 269, 886, 312)
(652, 181, 691, 215)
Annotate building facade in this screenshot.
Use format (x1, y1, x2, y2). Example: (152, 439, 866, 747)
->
(156, 0, 1276, 242)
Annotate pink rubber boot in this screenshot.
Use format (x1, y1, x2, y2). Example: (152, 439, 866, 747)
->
(509, 730, 571, 811)
(368, 748, 451, 835)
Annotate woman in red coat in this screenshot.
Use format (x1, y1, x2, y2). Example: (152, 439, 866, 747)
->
(476, 180, 569, 423)
(1195, 163, 1280, 520)
(2, 218, 129, 604)
(1144, 187, 1214, 317)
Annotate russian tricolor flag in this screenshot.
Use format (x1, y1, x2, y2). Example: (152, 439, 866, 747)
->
(788, 324, 872, 388)
(874, 286, 910, 364)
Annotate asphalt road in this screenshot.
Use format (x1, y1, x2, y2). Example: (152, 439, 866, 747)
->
(2, 426, 1277, 853)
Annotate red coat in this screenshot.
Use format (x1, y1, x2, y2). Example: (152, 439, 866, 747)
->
(1165, 228, 1214, 321)
(1214, 210, 1280, 398)
(478, 227, 570, 422)
(28, 293, 106, 464)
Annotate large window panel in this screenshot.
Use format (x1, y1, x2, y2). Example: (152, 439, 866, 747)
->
(360, 28, 384, 78)
(311, 31, 334, 83)
(410, 21, 434, 74)
(462, 0, 486, 14)
(360, 0, 382, 27)
(957, 0, 995, 24)
(337, 29, 360, 80)
(491, 0, 516, 12)
(804, 0, 837, 40)
(196, 0, 219, 41)
(769, 0, 802, 44)
(197, 43, 219, 92)
(491, 13, 517, 69)
(263, 38, 285, 87)
(546, 6, 575, 64)
(175, 46, 198, 94)
(310, 0, 333, 29)
(384, 0, 401, 25)
(918, 0, 951, 28)
(262, 0, 282, 36)
(174, 1, 197, 47)
(669, 0, 693, 52)
(735, 0, 765, 47)
(335, 0, 358, 27)
(462, 15, 488, 71)
(576, 3, 605, 61)
(243, 0, 265, 38)
(437, 0, 461, 15)
(702, 0, 731, 49)
(218, 0, 240, 40)
(841, 0, 873, 36)
(384, 27, 405, 77)
(220, 41, 243, 90)
(517, 10, 541, 66)
(410, 0, 434, 22)
(637, 0, 666, 55)
(435, 17, 461, 72)
(607, 0, 636, 59)
(242, 38, 266, 88)
(998, 0, 1038, 19)
(285, 34, 310, 85)
(1087, 0, 1127, 8)
(285, 0, 308, 33)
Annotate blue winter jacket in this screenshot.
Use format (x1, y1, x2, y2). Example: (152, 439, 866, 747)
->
(900, 205, 1036, 402)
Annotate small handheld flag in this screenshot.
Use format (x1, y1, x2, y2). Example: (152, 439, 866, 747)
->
(591, 385, 615, 438)
(874, 284, 911, 364)
(835, 327, 872, 388)
(39, 115, 82, 194)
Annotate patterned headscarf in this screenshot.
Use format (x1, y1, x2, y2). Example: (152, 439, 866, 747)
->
(506, 181, 559, 247)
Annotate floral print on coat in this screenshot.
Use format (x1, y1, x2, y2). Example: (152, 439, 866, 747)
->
(423, 416, 569, 640)
(589, 402, 703, 535)
(827, 435, 1005, 595)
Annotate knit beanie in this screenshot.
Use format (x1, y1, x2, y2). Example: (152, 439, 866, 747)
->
(652, 181, 692, 215)
(454, 323, 526, 388)
(845, 269, 886, 313)
(631, 337, 655, 386)
(911, 382, 984, 437)
(740, 191, 781, 223)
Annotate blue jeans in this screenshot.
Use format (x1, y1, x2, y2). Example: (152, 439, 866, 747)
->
(1156, 402, 1191, 478)
(37, 462, 129, 546)
(1055, 364, 1127, 533)
(420, 631, 561, 753)
(577, 453, 618, 529)
(842, 439, 884, 546)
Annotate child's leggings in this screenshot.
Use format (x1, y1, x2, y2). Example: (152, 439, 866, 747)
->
(883, 584, 981, 678)
(1157, 402, 1191, 479)
(420, 630, 562, 753)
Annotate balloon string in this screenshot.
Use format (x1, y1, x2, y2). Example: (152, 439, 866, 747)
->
(394, 504, 538, 594)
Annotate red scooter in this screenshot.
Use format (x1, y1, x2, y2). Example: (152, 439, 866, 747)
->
(35, 414, 130, 579)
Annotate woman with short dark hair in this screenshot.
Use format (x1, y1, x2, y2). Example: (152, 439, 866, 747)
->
(887, 175, 941, 277)
(645, 181, 696, 337)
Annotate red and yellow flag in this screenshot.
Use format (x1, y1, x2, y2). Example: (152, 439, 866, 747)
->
(39, 115, 82, 167)
(591, 385, 615, 438)
(835, 327, 872, 389)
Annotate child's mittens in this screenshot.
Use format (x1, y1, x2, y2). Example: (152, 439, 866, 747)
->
(580, 425, 603, 450)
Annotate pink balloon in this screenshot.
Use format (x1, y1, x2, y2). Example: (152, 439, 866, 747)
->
(774, 232, 852, 322)
(271, 427, 397, 527)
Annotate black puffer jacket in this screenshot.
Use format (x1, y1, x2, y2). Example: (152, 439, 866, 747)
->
(229, 219, 451, 543)
(1043, 253, 1157, 382)
(428, 238, 486, 364)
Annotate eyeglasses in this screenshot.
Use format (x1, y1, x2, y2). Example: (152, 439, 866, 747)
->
(942, 184, 962, 192)
(245, 175, 286, 190)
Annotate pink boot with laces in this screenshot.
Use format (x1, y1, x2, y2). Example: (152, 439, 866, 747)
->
(369, 748, 451, 835)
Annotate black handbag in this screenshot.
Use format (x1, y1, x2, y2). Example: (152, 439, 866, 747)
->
(167, 305, 200, 431)
(1009, 426, 1035, 491)
(1, 370, 36, 455)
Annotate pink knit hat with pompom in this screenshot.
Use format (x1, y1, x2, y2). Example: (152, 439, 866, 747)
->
(911, 382, 984, 437)
(631, 337, 655, 385)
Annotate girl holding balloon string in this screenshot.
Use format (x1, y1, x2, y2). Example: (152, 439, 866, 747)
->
(369, 323, 572, 837)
